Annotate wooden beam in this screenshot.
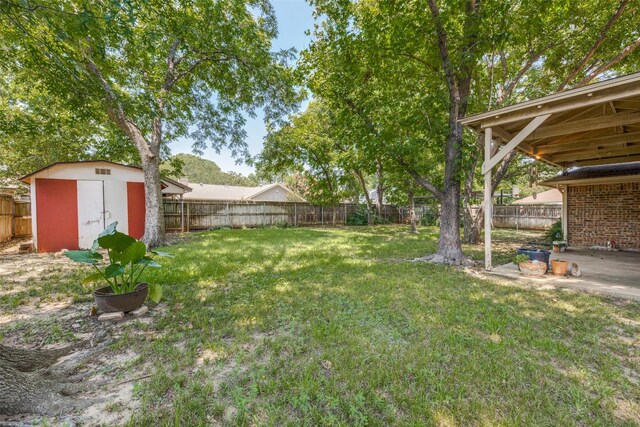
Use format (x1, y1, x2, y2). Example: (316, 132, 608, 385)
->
(482, 114, 551, 174)
(523, 111, 640, 141)
(614, 99, 640, 110)
(531, 128, 611, 147)
(537, 131, 640, 154)
(551, 144, 640, 163)
(570, 154, 640, 167)
(479, 86, 640, 129)
(491, 126, 535, 152)
(484, 127, 492, 271)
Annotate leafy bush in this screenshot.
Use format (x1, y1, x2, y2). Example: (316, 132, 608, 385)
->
(419, 206, 440, 227)
(545, 220, 563, 243)
(346, 205, 389, 226)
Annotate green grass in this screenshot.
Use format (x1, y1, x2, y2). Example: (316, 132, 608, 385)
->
(3, 226, 640, 425)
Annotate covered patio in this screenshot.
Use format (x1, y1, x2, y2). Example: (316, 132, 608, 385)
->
(461, 72, 640, 298)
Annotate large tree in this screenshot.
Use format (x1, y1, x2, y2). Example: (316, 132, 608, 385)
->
(0, 0, 298, 245)
(304, 0, 640, 262)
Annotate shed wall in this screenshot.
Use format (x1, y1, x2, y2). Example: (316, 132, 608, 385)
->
(567, 181, 640, 250)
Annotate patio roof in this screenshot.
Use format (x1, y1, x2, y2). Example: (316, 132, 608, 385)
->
(460, 72, 640, 271)
(461, 72, 640, 168)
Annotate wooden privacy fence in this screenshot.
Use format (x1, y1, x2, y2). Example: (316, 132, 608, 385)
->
(471, 204, 561, 230)
(0, 196, 32, 242)
(164, 200, 402, 231)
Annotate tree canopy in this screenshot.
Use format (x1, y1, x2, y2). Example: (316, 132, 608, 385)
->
(0, 0, 299, 244)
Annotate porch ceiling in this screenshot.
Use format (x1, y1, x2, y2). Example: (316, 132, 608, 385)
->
(461, 72, 640, 168)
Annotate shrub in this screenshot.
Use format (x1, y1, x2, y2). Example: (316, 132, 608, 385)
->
(419, 206, 440, 227)
(545, 220, 563, 243)
(346, 205, 389, 226)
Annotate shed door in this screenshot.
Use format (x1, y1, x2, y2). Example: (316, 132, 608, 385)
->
(77, 180, 105, 249)
(35, 178, 78, 252)
(103, 180, 129, 235)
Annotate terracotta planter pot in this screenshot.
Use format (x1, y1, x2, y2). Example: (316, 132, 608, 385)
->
(518, 261, 547, 277)
(551, 259, 569, 276)
(94, 283, 148, 313)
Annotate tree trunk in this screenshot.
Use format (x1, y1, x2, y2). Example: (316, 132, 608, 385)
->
(463, 203, 483, 244)
(409, 191, 418, 234)
(376, 160, 384, 217)
(354, 168, 374, 225)
(140, 153, 165, 247)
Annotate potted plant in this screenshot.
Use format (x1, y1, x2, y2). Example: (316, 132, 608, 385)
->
(64, 222, 170, 313)
(552, 240, 568, 253)
(514, 254, 547, 277)
(551, 258, 569, 276)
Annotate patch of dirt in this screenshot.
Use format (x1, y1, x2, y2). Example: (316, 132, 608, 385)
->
(0, 248, 79, 285)
(0, 300, 165, 426)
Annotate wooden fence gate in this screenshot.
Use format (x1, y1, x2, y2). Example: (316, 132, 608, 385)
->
(0, 196, 32, 242)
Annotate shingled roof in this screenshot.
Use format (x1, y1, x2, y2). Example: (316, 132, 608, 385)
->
(542, 162, 640, 186)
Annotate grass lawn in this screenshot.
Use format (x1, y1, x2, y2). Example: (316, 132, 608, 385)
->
(1, 226, 639, 425)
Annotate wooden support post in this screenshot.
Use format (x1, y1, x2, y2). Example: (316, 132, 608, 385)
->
(226, 202, 230, 226)
(294, 203, 297, 227)
(484, 127, 493, 271)
(321, 205, 324, 226)
(561, 185, 568, 241)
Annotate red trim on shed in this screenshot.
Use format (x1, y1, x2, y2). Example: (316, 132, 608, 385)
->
(36, 178, 79, 252)
(127, 182, 145, 239)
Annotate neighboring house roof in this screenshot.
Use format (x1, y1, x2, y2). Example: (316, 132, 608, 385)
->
(184, 183, 302, 201)
(512, 188, 562, 205)
(542, 162, 640, 187)
(18, 160, 192, 194)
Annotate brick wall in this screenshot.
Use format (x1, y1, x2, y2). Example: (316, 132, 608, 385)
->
(567, 181, 640, 249)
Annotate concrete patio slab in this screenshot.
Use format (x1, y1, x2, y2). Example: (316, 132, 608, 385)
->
(485, 248, 640, 301)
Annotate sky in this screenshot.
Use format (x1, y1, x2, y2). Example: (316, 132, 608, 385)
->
(170, 0, 316, 176)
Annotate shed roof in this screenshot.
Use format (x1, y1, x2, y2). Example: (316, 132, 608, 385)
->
(18, 160, 192, 193)
(460, 72, 640, 168)
(542, 162, 640, 186)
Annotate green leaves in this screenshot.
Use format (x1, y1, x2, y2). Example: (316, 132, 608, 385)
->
(119, 241, 147, 265)
(64, 222, 167, 302)
(64, 250, 102, 264)
(148, 283, 163, 304)
(105, 264, 126, 279)
(97, 222, 137, 252)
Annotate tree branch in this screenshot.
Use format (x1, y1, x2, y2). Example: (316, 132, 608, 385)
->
(395, 156, 444, 201)
(577, 36, 640, 86)
(86, 58, 153, 158)
(426, 0, 459, 103)
(558, 0, 630, 91)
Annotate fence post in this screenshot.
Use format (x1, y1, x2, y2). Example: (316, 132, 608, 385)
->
(180, 198, 185, 232)
(515, 205, 519, 230)
(226, 202, 230, 226)
(263, 202, 267, 225)
(294, 203, 297, 227)
(186, 201, 190, 232)
(344, 203, 347, 225)
(321, 205, 324, 226)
